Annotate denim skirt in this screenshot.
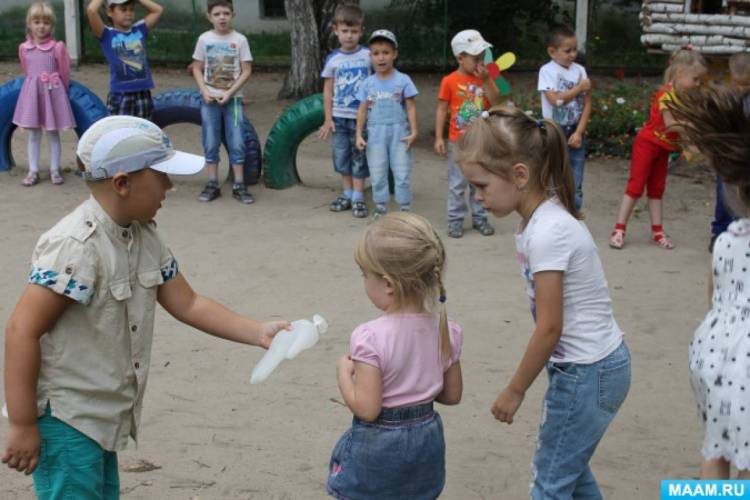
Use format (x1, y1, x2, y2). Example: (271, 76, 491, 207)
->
(327, 402, 445, 500)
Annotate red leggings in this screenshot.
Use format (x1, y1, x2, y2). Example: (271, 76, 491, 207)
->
(625, 134, 670, 200)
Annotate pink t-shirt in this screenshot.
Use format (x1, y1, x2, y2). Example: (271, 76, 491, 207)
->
(350, 313, 463, 408)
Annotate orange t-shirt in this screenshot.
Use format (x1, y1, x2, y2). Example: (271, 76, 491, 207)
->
(438, 71, 490, 142)
(638, 84, 679, 151)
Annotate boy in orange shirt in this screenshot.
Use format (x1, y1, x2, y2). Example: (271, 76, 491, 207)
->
(435, 29, 502, 238)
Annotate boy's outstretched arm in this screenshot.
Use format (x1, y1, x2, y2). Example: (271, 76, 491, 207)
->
(157, 274, 289, 349)
(139, 0, 164, 30)
(3, 285, 71, 475)
(86, 0, 107, 39)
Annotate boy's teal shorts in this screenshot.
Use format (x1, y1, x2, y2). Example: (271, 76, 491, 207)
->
(33, 404, 120, 500)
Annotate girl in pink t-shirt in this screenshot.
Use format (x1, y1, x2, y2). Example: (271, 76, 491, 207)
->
(13, 2, 76, 186)
(327, 212, 463, 499)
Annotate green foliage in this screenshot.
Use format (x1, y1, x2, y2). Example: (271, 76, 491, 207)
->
(511, 80, 657, 158)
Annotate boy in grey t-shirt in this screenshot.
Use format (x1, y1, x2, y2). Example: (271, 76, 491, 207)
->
(192, 0, 253, 204)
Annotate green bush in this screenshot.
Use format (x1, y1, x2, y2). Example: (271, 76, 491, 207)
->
(510, 80, 657, 158)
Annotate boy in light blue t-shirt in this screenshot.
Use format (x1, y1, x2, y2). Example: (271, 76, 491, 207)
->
(318, 3, 371, 218)
(355, 30, 418, 218)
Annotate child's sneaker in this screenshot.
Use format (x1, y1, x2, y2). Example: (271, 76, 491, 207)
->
(232, 184, 255, 204)
(352, 201, 368, 218)
(400, 205, 411, 212)
(330, 196, 352, 212)
(472, 219, 495, 236)
(371, 205, 387, 220)
(447, 221, 464, 238)
(198, 181, 221, 202)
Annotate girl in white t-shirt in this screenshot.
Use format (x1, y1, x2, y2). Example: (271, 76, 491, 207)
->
(456, 106, 630, 499)
(326, 212, 463, 499)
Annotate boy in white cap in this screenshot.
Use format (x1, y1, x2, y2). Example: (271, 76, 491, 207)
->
(86, 0, 163, 119)
(1, 116, 290, 498)
(435, 29, 501, 238)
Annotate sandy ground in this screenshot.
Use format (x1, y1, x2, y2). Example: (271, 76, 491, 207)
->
(0, 61, 718, 499)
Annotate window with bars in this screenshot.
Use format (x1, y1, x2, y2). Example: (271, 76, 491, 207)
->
(261, 0, 286, 18)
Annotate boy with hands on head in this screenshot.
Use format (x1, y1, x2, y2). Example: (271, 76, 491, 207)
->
(86, 0, 163, 119)
(2, 115, 290, 499)
(435, 29, 502, 238)
(192, 0, 254, 204)
(317, 3, 371, 218)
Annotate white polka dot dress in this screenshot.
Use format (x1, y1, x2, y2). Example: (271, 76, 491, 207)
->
(689, 218, 750, 471)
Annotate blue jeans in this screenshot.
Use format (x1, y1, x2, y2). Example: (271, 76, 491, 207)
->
(447, 142, 487, 224)
(562, 124, 586, 211)
(531, 341, 630, 500)
(33, 404, 119, 500)
(712, 176, 736, 237)
(201, 98, 246, 165)
(327, 403, 445, 499)
(332, 117, 368, 179)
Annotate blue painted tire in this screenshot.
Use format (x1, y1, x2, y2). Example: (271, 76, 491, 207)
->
(0, 78, 107, 171)
(151, 89, 262, 185)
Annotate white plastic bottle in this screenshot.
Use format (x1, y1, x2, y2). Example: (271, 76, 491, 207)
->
(250, 314, 328, 384)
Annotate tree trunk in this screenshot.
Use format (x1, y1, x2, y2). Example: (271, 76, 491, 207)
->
(279, 0, 359, 99)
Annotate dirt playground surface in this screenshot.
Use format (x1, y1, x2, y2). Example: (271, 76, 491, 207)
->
(0, 62, 716, 498)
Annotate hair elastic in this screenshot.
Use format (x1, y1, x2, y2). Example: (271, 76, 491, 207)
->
(481, 110, 490, 119)
(439, 295, 447, 303)
(535, 119, 543, 128)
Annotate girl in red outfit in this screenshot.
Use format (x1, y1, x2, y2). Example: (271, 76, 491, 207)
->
(609, 49, 706, 250)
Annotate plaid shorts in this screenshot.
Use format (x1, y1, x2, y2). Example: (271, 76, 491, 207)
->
(107, 90, 154, 120)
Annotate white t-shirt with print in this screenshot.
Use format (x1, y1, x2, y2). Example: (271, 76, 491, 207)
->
(537, 61, 588, 126)
(515, 199, 623, 364)
(193, 30, 253, 98)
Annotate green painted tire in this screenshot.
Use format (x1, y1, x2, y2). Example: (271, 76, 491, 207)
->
(263, 93, 324, 189)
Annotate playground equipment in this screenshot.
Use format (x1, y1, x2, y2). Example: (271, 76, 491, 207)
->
(152, 89, 262, 185)
(0, 78, 107, 171)
(263, 93, 325, 189)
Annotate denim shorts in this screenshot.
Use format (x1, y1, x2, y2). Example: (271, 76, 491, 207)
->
(33, 404, 120, 500)
(332, 117, 368, 179)
(530, 341, 630, 500)
(201, 98, 246, 165)
(327, 402, 445, 499)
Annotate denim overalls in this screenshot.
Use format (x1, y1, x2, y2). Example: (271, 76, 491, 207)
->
(363, 72, 414, 208)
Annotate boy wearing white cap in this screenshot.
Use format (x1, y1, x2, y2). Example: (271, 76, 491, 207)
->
(86, 0, 163, 119)
(1, 116, 290, 498)
(435, 29, 501, 238)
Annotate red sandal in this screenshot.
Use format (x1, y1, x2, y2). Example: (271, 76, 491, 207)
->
(609, 223, 626, 249)
(651, 225, 674, 250)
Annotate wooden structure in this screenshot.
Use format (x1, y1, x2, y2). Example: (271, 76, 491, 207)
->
(641, 0, 750, 54)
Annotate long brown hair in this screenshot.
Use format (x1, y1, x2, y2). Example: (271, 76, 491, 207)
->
(354, 212, 452, 361)
(668, 87, 750, 210)
(454, 105, 581, 219)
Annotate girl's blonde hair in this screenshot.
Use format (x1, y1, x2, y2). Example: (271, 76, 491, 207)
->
(664, 48, 706, 84)
(454, 106, 581, 219)
(668, 87, 750, 210)
(26, 2, 56, 27)
(355, 212, 452, 360)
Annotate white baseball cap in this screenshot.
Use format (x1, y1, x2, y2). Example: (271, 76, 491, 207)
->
(107, 0, 130, 5)
(368, 29, 398, 48)
(76, 116, 204, 181)
(451, 29, 492, 57)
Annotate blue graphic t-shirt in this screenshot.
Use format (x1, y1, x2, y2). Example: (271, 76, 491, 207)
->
(99, 20, 154, 93)
(321, 46, 371, 119)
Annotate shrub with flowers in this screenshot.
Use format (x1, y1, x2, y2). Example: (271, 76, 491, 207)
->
(509, 79, 657, 158)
